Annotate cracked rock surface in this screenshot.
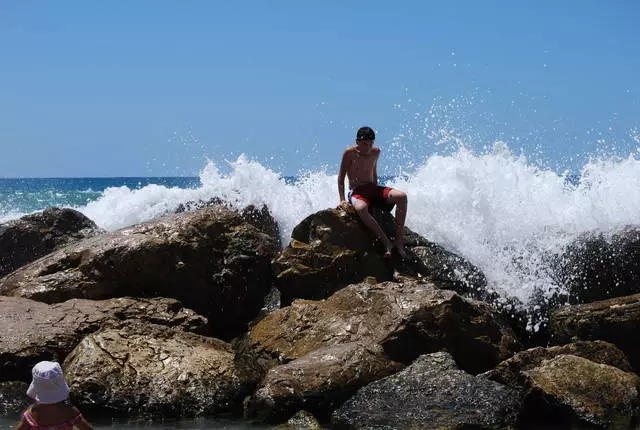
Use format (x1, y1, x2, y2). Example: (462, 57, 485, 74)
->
(63, 321, 245, 418)
(0, 296, 207, 382)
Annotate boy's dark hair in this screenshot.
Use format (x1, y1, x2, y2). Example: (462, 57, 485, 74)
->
(356, 126, 375, 141)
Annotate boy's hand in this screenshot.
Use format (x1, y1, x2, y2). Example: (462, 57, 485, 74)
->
(337, 200, 355, 214)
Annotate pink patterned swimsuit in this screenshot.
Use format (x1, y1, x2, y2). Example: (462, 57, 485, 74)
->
(22, 409, 83, 430)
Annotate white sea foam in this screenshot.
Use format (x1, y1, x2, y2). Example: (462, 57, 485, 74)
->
(79, 155, 338, 238)
(387, 145, 640, 303)
(0, 210, 25, 224)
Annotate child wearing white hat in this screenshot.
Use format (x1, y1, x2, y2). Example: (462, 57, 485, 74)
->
(15, 361, 93, 430)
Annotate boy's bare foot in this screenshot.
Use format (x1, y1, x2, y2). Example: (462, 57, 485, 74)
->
(383, 242, 394, 259)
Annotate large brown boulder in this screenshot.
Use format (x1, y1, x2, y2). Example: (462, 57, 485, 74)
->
(245, 342, 403, 423)
(549, 293, 640, 371)
(238, 280, 521, 381)
(331, 351, 522, 430)
(0, 296, 207, 382)
(0, 205, 279, 339)
(272, 209, 392, 305)
(174, 199, 281, 239)
(0, 208, 102, 277)
(484, 340, 633, 389)
(520, 355, 640, 429)
(273, 208, 488, 305)
(552, 227, 640, 304)
(64, 322, 246, 418)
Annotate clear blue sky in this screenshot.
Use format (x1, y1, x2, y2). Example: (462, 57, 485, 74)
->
(1, 1, 639, 177)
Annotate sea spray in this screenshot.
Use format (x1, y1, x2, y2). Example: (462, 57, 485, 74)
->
(389, 143, 577, 303)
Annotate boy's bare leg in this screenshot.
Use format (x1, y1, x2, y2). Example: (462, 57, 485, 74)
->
(386, 189, 408, 258)
(352, 198, 394, 256)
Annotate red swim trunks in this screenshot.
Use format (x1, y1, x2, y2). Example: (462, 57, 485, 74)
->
(348, 183, 392, 206)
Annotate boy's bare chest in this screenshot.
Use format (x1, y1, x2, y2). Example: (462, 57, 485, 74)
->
(348, 152, 376, 176)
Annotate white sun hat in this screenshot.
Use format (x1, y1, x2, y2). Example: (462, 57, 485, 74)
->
(26, 361, 70, 404)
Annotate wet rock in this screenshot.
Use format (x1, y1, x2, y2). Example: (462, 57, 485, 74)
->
(0, 207, 102, 277)
(483, 340, 633, 389)
(0, 205, 279, 339)
(64, 321, 246, 418)
(331, 351, 522, 430)
(0, 296, 207, 382)
(240, 204, 281, 248)
(237, 280, 520, 383)
(174, 197, 225, 213)
(552, 227, 640, 304)
(520, 354, 640, 429)
(246, 342, 403, 423)
(280, 410, 322, 429)
(409, 242, 490, 301)
(549, 293, 640, 371)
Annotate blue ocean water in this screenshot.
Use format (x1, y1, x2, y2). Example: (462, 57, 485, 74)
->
(0, 177, 200, 217)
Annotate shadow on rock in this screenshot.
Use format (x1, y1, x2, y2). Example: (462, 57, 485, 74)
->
(0, 208, 103, 277)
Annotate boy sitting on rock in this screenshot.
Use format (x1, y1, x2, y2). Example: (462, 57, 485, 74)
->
(338, 126, 408, 258)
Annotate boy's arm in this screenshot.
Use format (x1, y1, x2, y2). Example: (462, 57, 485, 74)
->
(373, 147, 380, 185)
(337, 150, 349, 202)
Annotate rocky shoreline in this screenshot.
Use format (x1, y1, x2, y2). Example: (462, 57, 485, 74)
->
(2, 204, 640, 429)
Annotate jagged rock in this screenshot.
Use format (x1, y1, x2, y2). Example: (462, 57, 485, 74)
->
(273, 208, 488, 305)
(174, 197, 225, 213)
(0, 381, 30, 416)
(549, 293, 640, 371)
(236, 280, 521, 384)
(520, 354, 640, 429)
(0, 296, 207, 382)
(174, 201, 281, 247)
(240, 204, 281, 248)
(0, 205, 279, 339)
(552, 227, 640, 304)
(483, 340, 633, 389)
(409, 243, 490, 301)
(0, 207, 102, 277)
(63, 321, 246, 418)
(246, 342, 403, 423)
(331, 352, 522, 430)
(522, 227, 640, 344)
